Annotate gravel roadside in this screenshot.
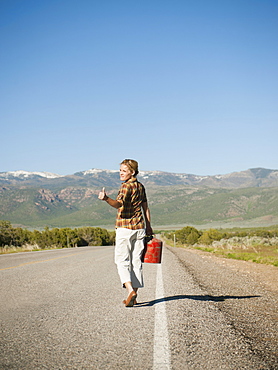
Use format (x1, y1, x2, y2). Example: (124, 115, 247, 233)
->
(165, 243, 278, 369)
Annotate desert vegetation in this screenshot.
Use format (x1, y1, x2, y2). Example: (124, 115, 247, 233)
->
(1, 220, 278, 266)
(163, 225, 278, 266)
(0, 220, 115, 253)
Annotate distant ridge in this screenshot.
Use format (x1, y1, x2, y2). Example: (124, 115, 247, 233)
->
(1, 167, 278, 228)
(1, 167, 278, 188)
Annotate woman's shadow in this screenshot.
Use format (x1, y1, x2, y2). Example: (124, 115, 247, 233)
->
(136, 294, 261, 307)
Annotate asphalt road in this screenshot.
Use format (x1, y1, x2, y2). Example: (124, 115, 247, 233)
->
(0, 244, 277, 369)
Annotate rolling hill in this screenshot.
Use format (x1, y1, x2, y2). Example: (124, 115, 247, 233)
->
(1, 167, 278, 188)
(1, 168, 278, 229)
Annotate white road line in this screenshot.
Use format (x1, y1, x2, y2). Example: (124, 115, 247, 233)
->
(153, 263, 171, 370)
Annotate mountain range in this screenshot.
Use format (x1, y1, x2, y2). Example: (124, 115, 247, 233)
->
(1, 167, 278, 188)
(1, 167, 278, 229)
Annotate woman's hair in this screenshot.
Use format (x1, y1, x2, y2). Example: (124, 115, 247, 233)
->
(121, 159, 139, 176)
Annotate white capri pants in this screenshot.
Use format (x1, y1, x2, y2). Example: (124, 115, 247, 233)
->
(115, 227, 146, 288)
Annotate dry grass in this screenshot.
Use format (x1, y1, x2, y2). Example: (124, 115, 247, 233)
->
(195, 245, 278, 266)
(164, 237, 278, 267)
(1, 244, 46, 254)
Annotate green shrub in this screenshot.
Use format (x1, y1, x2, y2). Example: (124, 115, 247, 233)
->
(198, 228, 222, 245)
(0, 220, 113, 250)
(175, 226, 202, 245)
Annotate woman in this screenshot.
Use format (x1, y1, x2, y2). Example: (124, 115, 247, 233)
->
(98, 159, 153, 307)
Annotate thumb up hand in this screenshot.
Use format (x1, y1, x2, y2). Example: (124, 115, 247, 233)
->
(98, 187, 107, 200)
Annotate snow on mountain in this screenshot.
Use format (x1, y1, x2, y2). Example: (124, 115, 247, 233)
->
(1, 167, 278, 188)
(0, 170, 62, 179)
(139, 170, 165, 178)
(82, 168, 118, 176)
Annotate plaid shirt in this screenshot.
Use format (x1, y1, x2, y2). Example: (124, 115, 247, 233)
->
(116, 177, 147, 230)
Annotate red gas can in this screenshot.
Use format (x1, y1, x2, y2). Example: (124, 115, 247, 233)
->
(141, 237, 163, 263)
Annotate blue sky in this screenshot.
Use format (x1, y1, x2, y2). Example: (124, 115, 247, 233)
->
(1, 0, 277, 176)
